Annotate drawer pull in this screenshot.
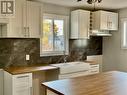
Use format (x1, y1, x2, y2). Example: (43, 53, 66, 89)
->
(17, 76, 29, 78)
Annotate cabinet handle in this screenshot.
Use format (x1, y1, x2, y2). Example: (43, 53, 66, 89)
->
(91, 65, 99, 67)
(109, 22, 111, 29)
(28, 27, 30, 37)
(110, 22, 112, 29)
(17, 75, 29, 78)
(107, 22, 109, 29)
(108, 22, 112, 29)
(24, 27, 27, 37)
(25, 27, 29, 37)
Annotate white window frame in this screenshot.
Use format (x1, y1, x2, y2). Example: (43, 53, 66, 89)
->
(40, 13, 69, 56)
(121, 18, 127, 49)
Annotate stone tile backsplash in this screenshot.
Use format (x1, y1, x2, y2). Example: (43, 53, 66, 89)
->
(0, 36, 102, 68)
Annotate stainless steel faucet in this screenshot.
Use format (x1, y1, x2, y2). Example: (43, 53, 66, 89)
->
(63, 51, 68, 63)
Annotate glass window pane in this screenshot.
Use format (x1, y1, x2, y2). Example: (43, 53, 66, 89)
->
(54, 20, 65, 51)
(42, 19, 53, 51)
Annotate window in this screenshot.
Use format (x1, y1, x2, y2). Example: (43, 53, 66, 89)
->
(40, 14, 69, 56)
(121, 18, 127, 49)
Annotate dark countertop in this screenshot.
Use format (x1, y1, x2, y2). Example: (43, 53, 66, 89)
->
(42, 71, 127, 95)
(4, 65, 59, 75)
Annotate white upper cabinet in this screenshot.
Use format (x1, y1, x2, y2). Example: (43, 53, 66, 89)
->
(92, 11, 118, 31)
(70, 10, 90, 39)
(0, 0, 41, 38)
(8, 0, 25, 38)
(108, 12, 118, 30)
(23, 1, 41, 38)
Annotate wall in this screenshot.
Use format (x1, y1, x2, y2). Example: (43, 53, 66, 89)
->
(103, 8, 127, 72)
(43, 3, 70, 16)
(0, 37, 102, 68)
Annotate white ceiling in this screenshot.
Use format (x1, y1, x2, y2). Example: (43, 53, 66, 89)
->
(36, 0, 127, 9)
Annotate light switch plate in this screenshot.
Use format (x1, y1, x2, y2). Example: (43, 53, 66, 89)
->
(26, 54, 30, 61)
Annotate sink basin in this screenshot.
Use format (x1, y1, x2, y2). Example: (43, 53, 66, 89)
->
(51, 62, 90, 74)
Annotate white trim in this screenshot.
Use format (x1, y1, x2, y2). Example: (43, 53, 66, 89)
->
(121, 18, 127, 49)
(40, 13, 69, 56)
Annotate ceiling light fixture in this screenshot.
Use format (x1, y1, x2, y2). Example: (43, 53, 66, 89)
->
(77, 0, 102, 4)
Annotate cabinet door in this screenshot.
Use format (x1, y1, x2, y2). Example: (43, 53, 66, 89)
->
(13, 73, 32, 95)
(8, 0, 25, 37)
(70, 10, 90, 39)
(100, 11, 108, 30)
(108, 12, 118, 30)
(79, 11, 90, 39)
(25, 1, 41, 38)
(71, 11, 79, 39)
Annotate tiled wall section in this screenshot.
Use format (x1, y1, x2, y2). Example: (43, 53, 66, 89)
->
(0, 37, 102, 68)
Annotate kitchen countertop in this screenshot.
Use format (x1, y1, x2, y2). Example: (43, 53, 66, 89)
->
(4, 61, 97, 75)
(4, 65, 59, 75)
(42, 71, 127, 95)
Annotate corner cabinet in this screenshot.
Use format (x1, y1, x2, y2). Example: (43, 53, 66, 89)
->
(4, 71, 33, 95)
(92, 11, 118, 31)
(70, 10, 90, 39)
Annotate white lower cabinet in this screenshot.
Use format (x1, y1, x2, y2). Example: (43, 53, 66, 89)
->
(89, 64, 99, 75)
(4, 71, 33, 95)
(0, 69, 4, 95)
(59, 70, 90, 79)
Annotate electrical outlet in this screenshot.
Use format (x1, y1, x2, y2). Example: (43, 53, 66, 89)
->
(26, 54, 30, 61)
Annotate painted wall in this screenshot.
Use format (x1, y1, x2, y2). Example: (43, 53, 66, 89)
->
(43, 3, 71, 16)
(103, 8, 127, 72)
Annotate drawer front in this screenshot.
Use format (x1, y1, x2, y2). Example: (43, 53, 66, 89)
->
(59, 70, 90, 79)
(90, 64, 99, 75)
(90, 69, 99, 75)
(13, 73, 33, 95)
(90, 64, 99, 68)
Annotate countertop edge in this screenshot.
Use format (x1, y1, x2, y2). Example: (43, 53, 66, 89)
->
(4, 66, 59, 75)
(42, 83, 64, 95)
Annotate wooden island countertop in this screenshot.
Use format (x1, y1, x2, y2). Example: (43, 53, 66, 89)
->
(42, 71, 127, 95)
(4, 65, 59, 75)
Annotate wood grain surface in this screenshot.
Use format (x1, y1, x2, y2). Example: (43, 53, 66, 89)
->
(42, 71, 127, 95)
(4, 66, 59, 75)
